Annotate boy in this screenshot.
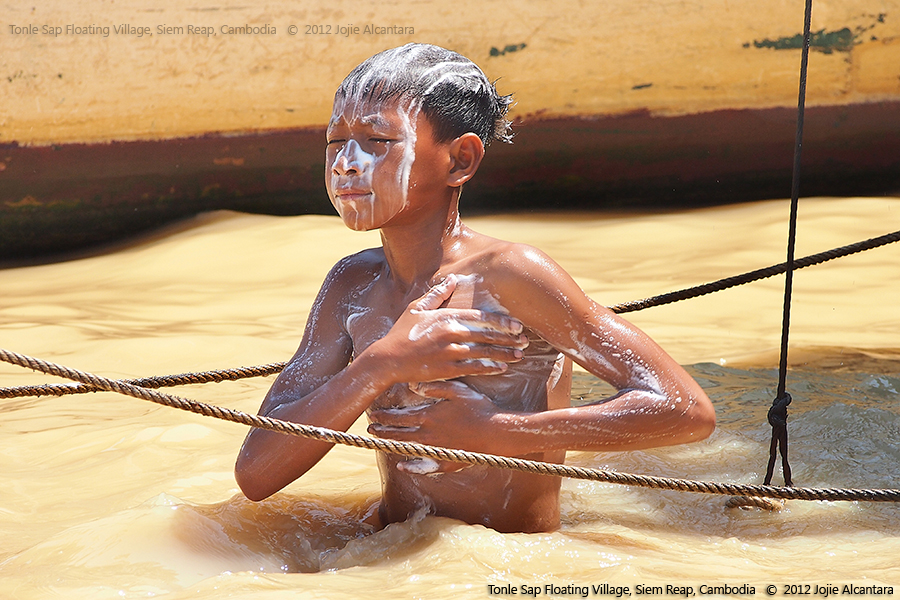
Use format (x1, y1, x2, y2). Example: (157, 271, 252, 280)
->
(235, 43, 714, 533)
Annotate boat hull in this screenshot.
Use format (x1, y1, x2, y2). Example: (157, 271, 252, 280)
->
(2, 0, 898, 258)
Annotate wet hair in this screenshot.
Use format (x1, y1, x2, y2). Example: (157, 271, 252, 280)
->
(335, 43, 513, 146)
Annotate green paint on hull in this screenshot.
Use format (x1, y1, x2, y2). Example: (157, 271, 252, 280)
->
(747, 13, 889, 54)
(489, 43, 527, 57)
(752, 28, 855, 54)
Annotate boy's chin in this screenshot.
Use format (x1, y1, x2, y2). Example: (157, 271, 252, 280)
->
(338, 213, 378, 232)
(337, 207, 405, 232)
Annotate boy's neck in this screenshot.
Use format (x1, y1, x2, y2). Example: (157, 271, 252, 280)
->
(379, 196, 464, 291)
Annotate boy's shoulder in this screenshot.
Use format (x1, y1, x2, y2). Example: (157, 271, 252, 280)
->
(319, 247, 387, 296)
(330, 246, 386, 276)
(468, 232, 562, 284)
(463, 231, 582, 316)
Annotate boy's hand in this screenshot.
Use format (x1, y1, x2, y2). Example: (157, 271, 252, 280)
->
(368, 380, 517, 473)
(366, 274, 528, 386)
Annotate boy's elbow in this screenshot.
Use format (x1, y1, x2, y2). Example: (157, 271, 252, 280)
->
(234, 443, 319, 501)
(687, 392, 716, 441)
(235, 474, 270, 503)
(234, 456, 275, 502)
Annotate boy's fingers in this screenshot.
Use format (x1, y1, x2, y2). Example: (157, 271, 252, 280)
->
(411, 318, 527, 353)
(414, 274, 458, 311)
(462, 310, 524, 336)
(441, 340, 524, 367)
(453, 359, 509, 376)
(368, 405, 428, 428)
(462, 344, 524, 365)
(368, 421, 419, 434)
(459, 328, 529, 350)
(410, 379, 486, 400)
(432, 313, 526, 344)
(420, 308, 524, 337)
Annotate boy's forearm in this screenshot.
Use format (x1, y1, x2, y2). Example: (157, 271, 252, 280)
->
(266, 352, 390, 427)
(492, 388, 714, 455)
(235, 352, 393, 501)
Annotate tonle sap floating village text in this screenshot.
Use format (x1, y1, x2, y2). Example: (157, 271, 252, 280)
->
(9, 23, 414, 37)
(487, 582, 895, 598)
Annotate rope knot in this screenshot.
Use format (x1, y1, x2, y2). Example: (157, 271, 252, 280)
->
(767, 392, 792, 428)
(764, 391, 793, 487)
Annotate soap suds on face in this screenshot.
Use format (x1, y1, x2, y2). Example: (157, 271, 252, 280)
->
(327, 102, 413, 231)
(329, 44, 501, 222)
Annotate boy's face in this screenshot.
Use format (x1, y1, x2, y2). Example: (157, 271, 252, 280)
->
(325, 96, 448, 231)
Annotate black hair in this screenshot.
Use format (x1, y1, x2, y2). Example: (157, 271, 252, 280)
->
(335, 43, 513, 146)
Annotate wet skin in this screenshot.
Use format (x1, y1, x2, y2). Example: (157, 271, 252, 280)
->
(234, 98, 715, 533)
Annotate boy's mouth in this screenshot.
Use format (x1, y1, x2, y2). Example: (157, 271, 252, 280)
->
(335, 189, 373, 202)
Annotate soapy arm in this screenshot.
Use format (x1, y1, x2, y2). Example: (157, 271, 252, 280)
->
(368, 247, 715, 458)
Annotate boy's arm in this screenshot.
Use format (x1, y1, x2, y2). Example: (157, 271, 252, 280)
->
(235, 264, 527, 501)
(235, 258, 366, 501)
(368, 246, 715, 458)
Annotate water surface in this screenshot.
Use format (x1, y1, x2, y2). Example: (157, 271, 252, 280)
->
(1, 197, 898, 598)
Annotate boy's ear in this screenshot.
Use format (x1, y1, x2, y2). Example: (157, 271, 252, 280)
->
(447, 133, 485, 188)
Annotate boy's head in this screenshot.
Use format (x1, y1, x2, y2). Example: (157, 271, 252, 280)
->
(334, 43, 513, 146)
(327, 44, 509, 231)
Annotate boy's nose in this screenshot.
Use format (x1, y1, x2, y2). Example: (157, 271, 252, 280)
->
(333, 139, 370, 176)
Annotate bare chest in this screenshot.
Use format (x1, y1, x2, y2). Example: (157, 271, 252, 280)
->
(342, 274, 564, 412)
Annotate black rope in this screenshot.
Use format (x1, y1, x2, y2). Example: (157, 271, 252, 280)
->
(766, 0, 813, 488)
(606, 228, 900, 315)
(765, 392, 793, 487)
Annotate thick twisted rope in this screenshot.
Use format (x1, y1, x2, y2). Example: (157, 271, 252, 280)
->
(3, 229, 898, 402)
(0, 363, 287, 400)
(2, 347, 900, 504)
(725, 495, 785, 510)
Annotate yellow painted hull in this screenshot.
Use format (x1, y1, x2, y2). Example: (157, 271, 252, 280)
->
(2, 0, 899, 257)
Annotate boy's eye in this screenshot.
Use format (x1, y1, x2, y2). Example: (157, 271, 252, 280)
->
(369, 138, 392, 144)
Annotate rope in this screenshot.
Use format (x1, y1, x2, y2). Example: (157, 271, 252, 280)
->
(3, 229, 898, 402)
(607, 228, 900, 314)
(763, 0, 813, 489)
(0, 362, 286, 399)
(3, 347, 900, 504)
(765, 393, 793, 487)
(725, 496, 785, 511)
